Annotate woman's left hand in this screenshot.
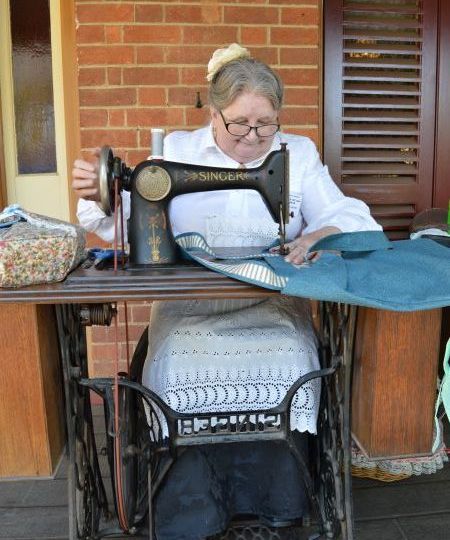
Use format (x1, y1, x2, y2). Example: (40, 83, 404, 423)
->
(272, 226, 341, 265)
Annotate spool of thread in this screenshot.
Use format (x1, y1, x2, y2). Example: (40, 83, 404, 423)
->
(151, 128, 165, 159)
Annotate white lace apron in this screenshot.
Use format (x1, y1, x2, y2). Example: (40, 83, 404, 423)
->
(142, 215, 321, 434)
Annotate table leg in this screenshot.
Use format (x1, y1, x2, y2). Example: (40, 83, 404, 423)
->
(317, 302, 356, 540)
(55, 304, 109, 540)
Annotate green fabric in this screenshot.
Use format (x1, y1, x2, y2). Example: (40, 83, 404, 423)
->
(433, 338, 450, 453)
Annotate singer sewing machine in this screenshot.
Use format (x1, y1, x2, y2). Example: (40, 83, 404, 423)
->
(97, 140, 291, 265)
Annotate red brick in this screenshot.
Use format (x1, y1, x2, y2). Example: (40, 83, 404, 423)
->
(131, 304, 152, 323)
(91, 325, 114, 343)
(201, 4, 222, 24)
(127, 108, 184, 127)
(281, 7, 319, 25)
(168, 87, 206, 107)
(91, 360, 135, 378)
(78, 67, 106, 86)
(85, 232, 108, 249)
(120, 342, 137, 361)
(105, 25, 123, 44)
(91, 343, 117, 361)
(165, 5, 203, 23)
(138, 126, 164, 150)
(269, 0, 317, 4)
(116, 324, 147, 342)
(139, 87, 167, 106)
(91, 361, 117, 377)
(277, 67, 318, 86)
(77, 25, 105, 44)
(123, 25, 182, 44)
(186, 107, 210, 127)
(183, 26, 238, 45)
(108, 67, 122, 85)
(78, 45, 134, 66)
(80, 109, 108, 127)
(284, 87, 319, 106)
(249, 47, 278, 66)
(109, 110, 125, 127)
(271, 26, 319, 46)
(136, 46, 166, 64)
(135, 4, 164, 22)
(81, 128, 137, 149)
(90, 390, 103, 405)
(280, 47, 319, 66)
(138, 130, 152, 150)
(80, 88, 137, 106)
(224, 6, 279, 25)
(77, 4, 134, 23)
(283, 127, 319, 145)
(241, 27, 268, 45)
(115, 305, 127, 321)
(126, 149, 152, 164)
(165, 46, 211, 65)
(123, 67, 179, 86)
(180, 66, 207, 85)
(279, 106, 318, 125)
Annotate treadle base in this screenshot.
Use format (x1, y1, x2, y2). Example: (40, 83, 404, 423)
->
(210, 522, 318, 540)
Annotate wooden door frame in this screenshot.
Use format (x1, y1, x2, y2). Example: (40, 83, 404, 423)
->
(434, 0, 450, 208)
(60, 0, 81, 222)
(0, 98, 6, 209)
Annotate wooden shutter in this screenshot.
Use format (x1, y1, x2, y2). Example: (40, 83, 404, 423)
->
(324, 0, 438, 238)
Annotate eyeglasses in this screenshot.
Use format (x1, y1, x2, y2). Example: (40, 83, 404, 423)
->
(219, 110, 279, 138)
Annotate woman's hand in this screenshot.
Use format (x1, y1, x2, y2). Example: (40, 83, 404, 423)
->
(275, 226, 341, 265)
(71, 148, 101, 202)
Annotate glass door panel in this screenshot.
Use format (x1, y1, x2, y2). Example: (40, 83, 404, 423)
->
(10, 0, 57, 174)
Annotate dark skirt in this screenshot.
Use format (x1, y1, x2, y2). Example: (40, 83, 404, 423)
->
(154, 433, 310, 540)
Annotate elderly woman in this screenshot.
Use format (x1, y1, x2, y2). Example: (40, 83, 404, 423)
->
(73, 44, 381, 539)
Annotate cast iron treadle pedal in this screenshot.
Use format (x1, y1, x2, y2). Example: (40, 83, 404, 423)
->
(210, 521, 315, 539)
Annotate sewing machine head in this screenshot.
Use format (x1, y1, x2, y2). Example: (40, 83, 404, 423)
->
(98, 139, 290, 266)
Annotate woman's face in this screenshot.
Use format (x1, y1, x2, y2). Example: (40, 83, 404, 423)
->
(210, 92, 279, 164)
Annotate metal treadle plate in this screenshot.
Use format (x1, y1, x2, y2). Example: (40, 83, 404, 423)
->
(211, 523, 308, 540)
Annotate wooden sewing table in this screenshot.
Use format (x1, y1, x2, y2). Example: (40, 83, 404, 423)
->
(0, 262, 441, 539)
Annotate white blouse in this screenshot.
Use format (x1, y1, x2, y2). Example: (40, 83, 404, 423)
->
(77, 126, 381, 245)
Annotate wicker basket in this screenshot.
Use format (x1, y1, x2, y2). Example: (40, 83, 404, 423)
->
(351, 465, 411, 482)
(351, 437, 448, 483)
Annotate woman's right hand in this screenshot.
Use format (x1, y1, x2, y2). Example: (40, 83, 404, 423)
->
(71, 148, 101, 201)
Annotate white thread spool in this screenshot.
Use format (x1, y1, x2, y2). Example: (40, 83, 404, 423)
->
(151, 128, 165, 160)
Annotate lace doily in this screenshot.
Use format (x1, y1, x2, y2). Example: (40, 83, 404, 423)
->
(205, 215, 279, 248)
(351, 439, 448, 477)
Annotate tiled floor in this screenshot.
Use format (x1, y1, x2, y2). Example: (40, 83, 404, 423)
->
(1, 408, 449, 540)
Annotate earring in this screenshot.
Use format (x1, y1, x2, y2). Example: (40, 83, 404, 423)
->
(212, 126, 217, 139)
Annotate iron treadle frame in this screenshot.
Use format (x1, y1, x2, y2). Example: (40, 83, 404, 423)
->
(55, 301, 356, 540)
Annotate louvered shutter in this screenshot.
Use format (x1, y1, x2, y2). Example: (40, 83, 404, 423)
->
(324, 0, 438, 238)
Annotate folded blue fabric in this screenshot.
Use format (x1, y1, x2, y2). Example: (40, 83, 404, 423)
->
(175, 232, 450, 312)
(308, 230, 393, 253)
(267, 238, 450, 311)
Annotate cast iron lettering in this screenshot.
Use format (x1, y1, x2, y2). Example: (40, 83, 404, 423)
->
(177, 413, 281, 436)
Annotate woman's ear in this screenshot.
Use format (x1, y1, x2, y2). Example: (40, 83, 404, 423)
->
(210, 106, 219, 122)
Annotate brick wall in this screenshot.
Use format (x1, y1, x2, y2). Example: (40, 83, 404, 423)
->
(75, 0, 322, 377)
